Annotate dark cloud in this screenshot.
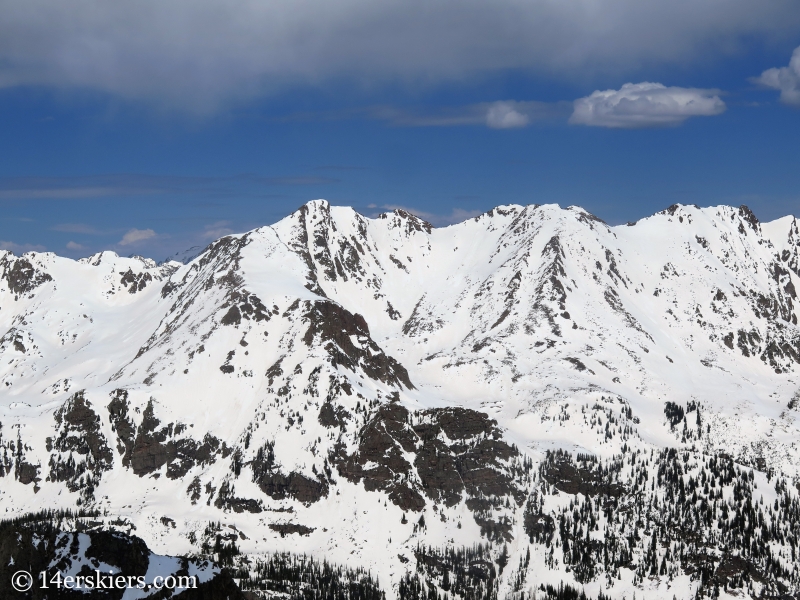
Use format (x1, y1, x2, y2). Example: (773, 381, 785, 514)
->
(1, 0, 797, 112)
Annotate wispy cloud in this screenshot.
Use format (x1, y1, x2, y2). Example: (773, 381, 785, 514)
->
(282, 100, 568, 129)
(51, 223, 104, 235)
(255, 176, 338, 185)
(486, 102, 530, 129)
(752, 45, 800, 107)
(0, 240, 47, 254)
(201, 221, 235, 239)
(288, 101, 567, 128)
(0, 173, 339, 201)
(569, 82, 726, 128)
(0, 186, 144, 200)
(119, 228, 157, 246)
(66, 241, 86, 250)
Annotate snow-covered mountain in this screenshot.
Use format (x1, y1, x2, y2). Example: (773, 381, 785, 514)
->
(1, 201, 799, 600)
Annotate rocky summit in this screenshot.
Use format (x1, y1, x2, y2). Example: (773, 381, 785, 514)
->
(1, 201, 799, 600)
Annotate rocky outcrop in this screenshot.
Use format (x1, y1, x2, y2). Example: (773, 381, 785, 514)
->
(333, 400, 527, 540)
(0, 422, 40, 486)
(219, 290, 273, 326)
(250, 441, 329, 504)
(302, 300, 413, 389)
(214, 480, 263, 514)
(268, 523, 315, 537)
(119, 268, 153, 293)
(540, 450, 625, 497)
(109, 394, 228, 479)
(47, 391, 113, 500)
(0, 255, 53, 297)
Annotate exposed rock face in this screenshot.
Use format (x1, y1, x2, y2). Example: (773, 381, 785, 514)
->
(0, 422, 10, 478)
(47, 391, 114, 500)
(219, 290, 272, 326)
(107, 389, 136, 458)
(317, 401, 350, 429)
(0, 421, 40, 486)
(333, 401, 527, 539)
(108, 394, 228, 479)
(378, 208, 433, 235)
(214, 479, 263, 514)
(0, 328, 30, 355)
(302, 300, 413, 389)
(0, 255, 53, 297)
(540, 450, 625, 497)
(250, 441, 329, 504)
(268, 523, 315, 537)
(334, 401, 425, 511)
(120, 268, 153, 293)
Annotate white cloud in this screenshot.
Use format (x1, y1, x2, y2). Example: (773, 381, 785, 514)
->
(0, 0, 797, 112)
(753, 45, 800, 107)
(569, 82, 726, 128)
(486, 102, 530, 129)
(66, 241, 85, 250)
(119, 228, 156, 246)
(0, 240, 46, 254)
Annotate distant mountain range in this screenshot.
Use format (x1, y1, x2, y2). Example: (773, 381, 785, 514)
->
(1, 201, 798, 600)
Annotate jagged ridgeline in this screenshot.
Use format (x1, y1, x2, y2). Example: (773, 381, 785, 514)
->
(3, 201, 800, 600)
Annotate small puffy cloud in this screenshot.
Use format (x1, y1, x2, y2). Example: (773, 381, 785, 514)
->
(66, 241, 85, 250)
(0, 240, 46, 254)
(119, 228, 156, 246)
(570, 82, 726, 128)
(752, 45, 800, 107)
(486, 102, 530, 129)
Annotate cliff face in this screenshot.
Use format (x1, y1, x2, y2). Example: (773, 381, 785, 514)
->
(0, 200, 799, 600)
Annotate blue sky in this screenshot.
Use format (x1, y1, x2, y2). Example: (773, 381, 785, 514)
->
(1, 0, 799, 261)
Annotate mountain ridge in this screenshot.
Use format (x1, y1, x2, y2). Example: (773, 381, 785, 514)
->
(1, 200, 799, 600)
